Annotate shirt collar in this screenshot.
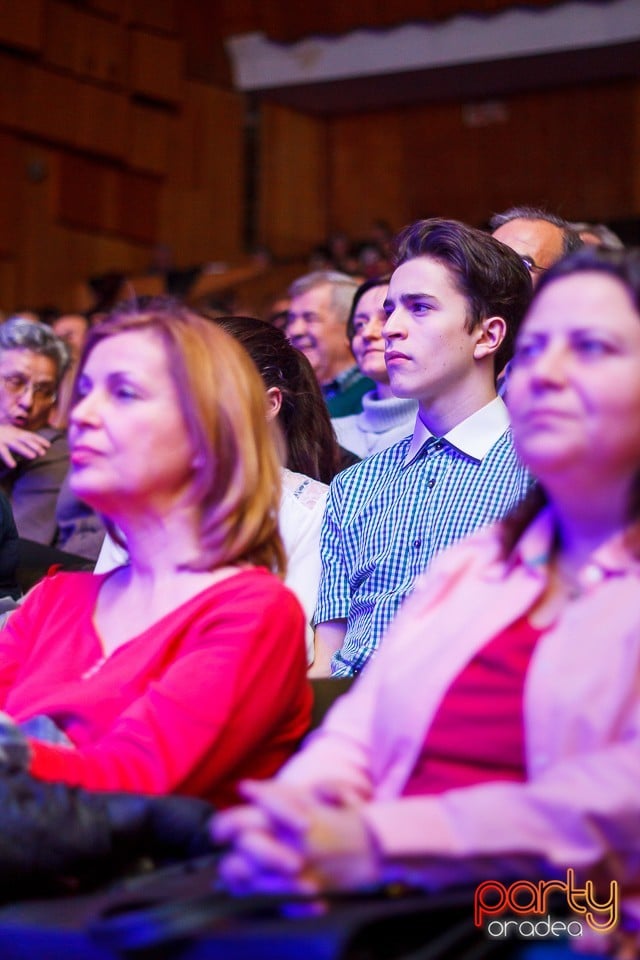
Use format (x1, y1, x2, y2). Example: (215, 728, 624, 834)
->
(404, 396, 510, 466)
(322, 364, 361, 398)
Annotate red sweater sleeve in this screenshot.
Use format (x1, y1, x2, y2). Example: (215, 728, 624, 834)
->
(15, 569, 311, 805)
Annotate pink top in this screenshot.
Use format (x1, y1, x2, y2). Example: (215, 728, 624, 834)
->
(0, 567, 311, 806)
(282, 508, 640, 917)
(402, 616, 543, 795)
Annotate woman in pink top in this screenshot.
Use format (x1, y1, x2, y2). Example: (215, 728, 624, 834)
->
(214, 246, 640, 945)
(0, 300, 311, 806)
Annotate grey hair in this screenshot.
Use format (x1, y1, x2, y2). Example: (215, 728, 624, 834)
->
(288, 270, 360, 323)
(489, 205, 582, 256)
(569, 222, 625, 251)
(0, 317, 70, 383)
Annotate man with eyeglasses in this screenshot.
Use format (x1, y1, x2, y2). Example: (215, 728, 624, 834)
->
(0, 317, 72, 546)
(489, 206, 582, 287)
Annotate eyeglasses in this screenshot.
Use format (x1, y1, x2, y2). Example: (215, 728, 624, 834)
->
(0, 374, 57, 401)
(520, 255, 548, 275)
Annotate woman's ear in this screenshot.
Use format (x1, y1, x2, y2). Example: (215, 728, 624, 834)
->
(265, 386, 283, 421)
(473, 316, 507, 360)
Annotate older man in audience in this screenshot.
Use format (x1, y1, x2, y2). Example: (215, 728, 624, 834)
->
(490, 205, 581, 286)
(311, 219, 533, 677)
(569, 220, 625, 250)
(286, 271, 374, 418)
(0, 317, 70, 545)
(0, 317, 102, 558)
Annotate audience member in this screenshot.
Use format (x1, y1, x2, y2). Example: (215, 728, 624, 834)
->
(214, 247, 640, 952)
(326, 232, 359, 275)
(0, 318, 71, 544)
(569, 221, 625, 250)
(490, 206, 582, 286)
(286, 272, 374, 418)
(96, 314, 341, 663)
(312, 219, 532, 677)
(50, 312, 91, 429)
(217, 317, 337, 661)
(333, 277, 418, 458)
(0, 300, 311, 805)
(0, 317, 103, 558)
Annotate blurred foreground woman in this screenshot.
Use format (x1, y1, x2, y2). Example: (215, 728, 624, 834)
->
(215, 247, 640, 947)
(0, 301, 311, 806)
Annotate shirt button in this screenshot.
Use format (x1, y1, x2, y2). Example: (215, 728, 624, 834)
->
(427, 479, 436, 488)
(413, 539, 421, 548)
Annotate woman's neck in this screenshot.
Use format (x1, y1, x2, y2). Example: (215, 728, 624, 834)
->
(114, 505, 203, 579)
(549, 485, 630, 569)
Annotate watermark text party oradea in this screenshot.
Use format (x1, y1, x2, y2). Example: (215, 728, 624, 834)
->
(474, 869, 618, 941)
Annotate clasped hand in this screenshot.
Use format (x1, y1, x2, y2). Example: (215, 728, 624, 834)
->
(212, 779, 381, 895)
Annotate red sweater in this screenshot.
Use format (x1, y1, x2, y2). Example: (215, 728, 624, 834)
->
(402, 616, 543, 795)
(0, 568, 312, 807)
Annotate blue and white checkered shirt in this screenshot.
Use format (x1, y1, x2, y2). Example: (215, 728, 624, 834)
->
(314, 397, 532, 676)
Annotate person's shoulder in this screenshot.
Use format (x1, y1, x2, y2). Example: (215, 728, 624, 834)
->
(281, 470, 328, 512)
(331, 435, 412, 486)
(215, 567, 297, 603)
(38, 427, 68, 449)
(18, 568, 99, 614)
(198, 568, 304, 634)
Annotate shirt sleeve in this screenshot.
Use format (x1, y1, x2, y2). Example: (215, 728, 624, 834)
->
(5, 435, 69, 545)
(25, 575, 310, 798)
(313, 475, 353, 626)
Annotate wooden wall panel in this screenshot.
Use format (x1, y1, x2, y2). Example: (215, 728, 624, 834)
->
(4, 61, 129, 159)
(0, 133, 20, 258)
(58, 154, 117, 232)
(115, 170, 160, 244)
(72, 82, 129, 158)
(0, 2, 245, 313)
(129, 27, 183, 104)
(0, 54, 27, 129)
(0, 262, 18, 313)
(128, 103, 172, 175)
(0, 0, 44, 52)
(158, 81, 244, 263)
(87, 0, 129, 19)
(44, 1, 127, 85)
(259, 103, 328, 257)
(201, 0, 558, 44)
(328, 79, 639, 238)
(128, 0, 176, 33)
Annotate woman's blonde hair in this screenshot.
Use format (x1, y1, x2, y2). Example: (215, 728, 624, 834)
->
(75, 298, 286, 575)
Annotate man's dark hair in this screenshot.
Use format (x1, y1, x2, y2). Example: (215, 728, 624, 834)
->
(394, 218, 533, 373)
(489, 205, 582, 257)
